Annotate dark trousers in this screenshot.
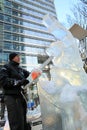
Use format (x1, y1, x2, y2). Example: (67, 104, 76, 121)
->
(4, 95, 31, 130)
(0, 95, 5, 119)
(1, 102, 5, 119)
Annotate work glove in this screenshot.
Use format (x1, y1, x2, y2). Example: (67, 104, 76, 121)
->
(14, 79, 29, 86)
(21, 78, 29, 86)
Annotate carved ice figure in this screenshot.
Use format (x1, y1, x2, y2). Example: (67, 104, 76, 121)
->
(38, 14, 87, 130)
(43, 14, 87, 87)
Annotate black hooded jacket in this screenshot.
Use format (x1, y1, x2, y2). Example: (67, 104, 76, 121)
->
(0, 61, 30, 95)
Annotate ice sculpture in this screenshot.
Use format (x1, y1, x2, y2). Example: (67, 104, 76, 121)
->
(38, 14, 87, 130)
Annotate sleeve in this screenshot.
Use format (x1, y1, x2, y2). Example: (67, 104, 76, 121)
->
(22, 68, 30, 78)
(0, 67, 14, 89)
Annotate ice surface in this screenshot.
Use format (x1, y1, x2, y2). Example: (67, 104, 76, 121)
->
(38, 14, 87, 130)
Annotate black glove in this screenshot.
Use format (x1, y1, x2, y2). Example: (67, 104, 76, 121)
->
(21, 79, 29, 86)
(14, 79, 29, 86)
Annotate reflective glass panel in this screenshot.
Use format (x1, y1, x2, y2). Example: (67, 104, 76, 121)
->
(0, 13, 3, 20)
(4, 7, 11, 14)
(13, 43, 19, 50)
(4, 42, 13, 50)
(4, 15, 11, 22)
(12, 18, 19, 24)
(12, 26, 19, 32)
(4, 0, 11, 7)
(13, 35, 19, 41)
(4, 24, 11, 31)
(4, 32, 12, 40)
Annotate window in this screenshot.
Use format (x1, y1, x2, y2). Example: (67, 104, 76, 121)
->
(0, 22, 3, 30)
(12, 18, 19, 24)
(4, 32, 12, 40)
(4, 0, 11, 7)
(4, 15, 11, 22)
(13, 43, 19, 50)
(4, 42, 13, 50)
(21, 55, 26, 64)
(12, 11, 18, 16)
(2, 53, 9, 62)
(13, 35, 19, 41)
(12, 26, 19, 32)
(0, 52, 3, 62)
(4, 24, 11, 31)
(4, 7, 11, 14)
(0, 13, 3, 20)
(20, 36, 24, 42)
(12, 3, 18, 9)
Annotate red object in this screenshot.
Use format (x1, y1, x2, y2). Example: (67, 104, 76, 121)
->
(31, 71, 41, 80)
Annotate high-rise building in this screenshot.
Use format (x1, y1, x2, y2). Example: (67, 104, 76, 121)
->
(0, 0, 57, 71)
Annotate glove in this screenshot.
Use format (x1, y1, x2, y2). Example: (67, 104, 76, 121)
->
(14, 79, 29, 86)
(21, 79, 29, 86)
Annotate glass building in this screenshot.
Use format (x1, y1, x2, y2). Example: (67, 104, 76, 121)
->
(0, 0, 57, 71)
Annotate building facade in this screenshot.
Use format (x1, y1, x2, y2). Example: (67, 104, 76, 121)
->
(0, 0, 57, 71)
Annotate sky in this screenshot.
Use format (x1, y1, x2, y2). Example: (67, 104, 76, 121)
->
(54, 0, 79, 28)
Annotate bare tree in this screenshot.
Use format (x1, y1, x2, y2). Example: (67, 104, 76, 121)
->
(80, 0, 87, 4)
(79, 0, 87, 18)
(66, 0, 87, 28)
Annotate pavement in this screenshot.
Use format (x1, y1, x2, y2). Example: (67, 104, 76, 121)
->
(0, 124, 43, 130)
(32, 124, 42, 130)
(0, 117, 43, 130)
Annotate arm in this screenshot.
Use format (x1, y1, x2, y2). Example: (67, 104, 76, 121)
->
(0, 67, 30, 89)
(0, 67, 14, 89)
(22, 68, 30, 78)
